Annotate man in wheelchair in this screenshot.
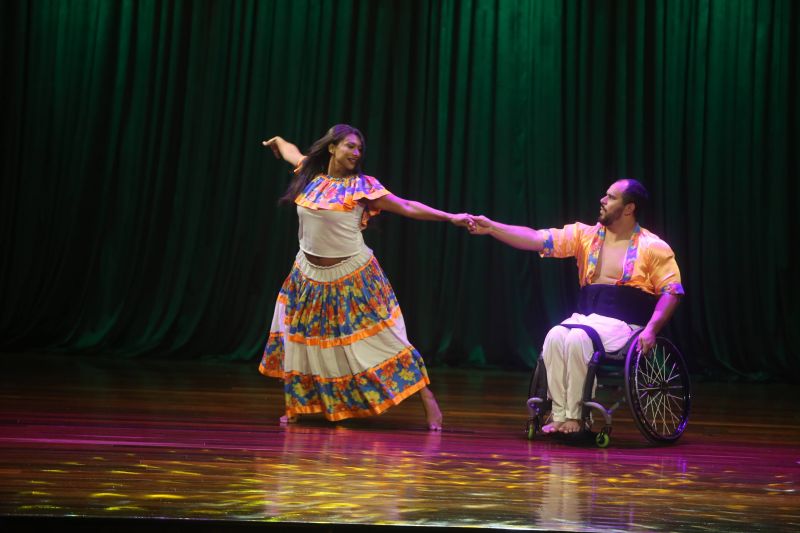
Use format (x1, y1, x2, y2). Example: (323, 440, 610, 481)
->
(470, 179, 684, 435)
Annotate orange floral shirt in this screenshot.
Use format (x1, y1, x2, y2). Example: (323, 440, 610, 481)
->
(540, 222, 684, 296)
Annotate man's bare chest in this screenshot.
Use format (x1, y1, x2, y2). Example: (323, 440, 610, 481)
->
(593, 241, 629, 283)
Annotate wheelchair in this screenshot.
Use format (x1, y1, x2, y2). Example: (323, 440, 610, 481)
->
(525, 325, 691, 447)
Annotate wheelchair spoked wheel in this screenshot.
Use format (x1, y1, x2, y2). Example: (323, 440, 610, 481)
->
(625, 335, 691, 444)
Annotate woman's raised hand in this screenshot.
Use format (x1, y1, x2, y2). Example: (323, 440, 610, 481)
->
(261, 136, 304, 167)
(262, 136, 285, 159)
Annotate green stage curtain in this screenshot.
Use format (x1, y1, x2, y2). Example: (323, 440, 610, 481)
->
(2, 1, 797, 381)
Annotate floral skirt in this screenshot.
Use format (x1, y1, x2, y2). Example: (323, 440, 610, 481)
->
(259, 247, 430, 421)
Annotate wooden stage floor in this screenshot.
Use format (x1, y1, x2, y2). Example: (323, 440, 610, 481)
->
(1, 354, 798, 532)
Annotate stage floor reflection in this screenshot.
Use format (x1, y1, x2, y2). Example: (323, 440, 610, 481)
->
(1, 355, 798, 531)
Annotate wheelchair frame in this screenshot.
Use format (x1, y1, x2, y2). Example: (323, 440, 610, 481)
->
(526, 327, 692, 447)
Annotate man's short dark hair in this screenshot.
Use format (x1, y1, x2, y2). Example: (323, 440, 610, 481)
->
(619, 178, 649, 222)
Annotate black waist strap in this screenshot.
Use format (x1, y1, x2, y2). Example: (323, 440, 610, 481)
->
(577, 284, 657, 325)
(559, 323, 605, 359)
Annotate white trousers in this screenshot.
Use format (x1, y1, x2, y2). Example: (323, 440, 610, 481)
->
(541, 313, 637, 422)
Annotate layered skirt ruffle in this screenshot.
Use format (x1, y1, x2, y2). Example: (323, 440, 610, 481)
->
(259, 248, 430, 421)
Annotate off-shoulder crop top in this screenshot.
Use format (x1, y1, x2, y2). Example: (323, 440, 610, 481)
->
(294, 173, 390, 257)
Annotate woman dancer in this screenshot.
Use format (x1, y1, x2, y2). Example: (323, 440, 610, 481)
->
(259, 124, 473, 430)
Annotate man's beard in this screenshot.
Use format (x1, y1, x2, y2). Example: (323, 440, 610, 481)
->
(598, 208, 621, 226)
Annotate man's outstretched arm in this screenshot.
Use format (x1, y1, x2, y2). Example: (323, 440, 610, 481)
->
(470, 215, 547, 252)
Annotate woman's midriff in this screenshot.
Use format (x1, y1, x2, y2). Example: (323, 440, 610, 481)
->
(303, 252, 352, 267)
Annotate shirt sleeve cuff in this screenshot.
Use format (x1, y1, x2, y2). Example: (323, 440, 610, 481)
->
(660, 282, 685, 296)
(539, 230, 555, 257)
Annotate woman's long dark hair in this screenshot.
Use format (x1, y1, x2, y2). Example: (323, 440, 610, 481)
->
(280, 124, 366, 203)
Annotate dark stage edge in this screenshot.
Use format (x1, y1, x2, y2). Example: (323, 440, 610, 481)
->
(1, 515, 554, 532)
(0, 516, 564, 533)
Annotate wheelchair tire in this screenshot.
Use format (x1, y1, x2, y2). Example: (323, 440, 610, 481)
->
(624, 335, 691, 444)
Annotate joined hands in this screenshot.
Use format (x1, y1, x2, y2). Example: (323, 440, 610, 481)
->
(450, 213, 476, 231)
(451, 214, 495, 235)
(458, 214, 492, 235)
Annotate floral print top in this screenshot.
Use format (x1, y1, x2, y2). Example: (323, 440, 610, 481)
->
(540, 222, 684, 296)
(295, 174, 390, 229)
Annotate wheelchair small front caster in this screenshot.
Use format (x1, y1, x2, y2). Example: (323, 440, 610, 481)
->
(525, 419, 539, 440)
(595, 430, 611, 448)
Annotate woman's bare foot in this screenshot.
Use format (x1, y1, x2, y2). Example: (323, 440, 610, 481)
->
(279, 414, 298, 425)
(419, 387, 443, 431)
(541, 421, 563, 433)
(559, 419, 583, 434)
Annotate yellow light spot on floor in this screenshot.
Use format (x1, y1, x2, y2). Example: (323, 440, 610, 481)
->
(168, 470, 202, 476)
(317, 502, 360, 510)
(463, 504, 500, 509)
(17, 505, 63, 510)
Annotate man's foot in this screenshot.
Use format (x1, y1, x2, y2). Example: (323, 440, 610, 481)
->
(541, 421, 563, 434)
(279, 414, 298, 425)
(558, 419, 583, 434)
(419, 387, 443, 431)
